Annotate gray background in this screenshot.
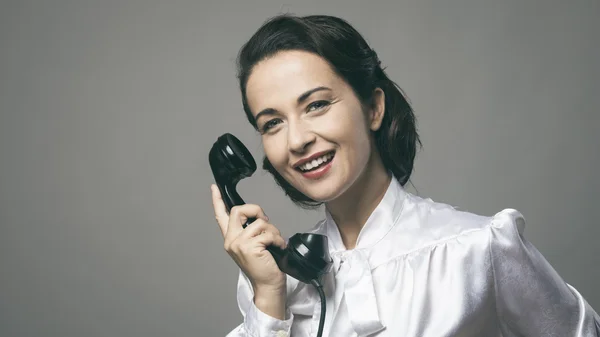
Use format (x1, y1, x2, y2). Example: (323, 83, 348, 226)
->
(1, 0, 598, 336)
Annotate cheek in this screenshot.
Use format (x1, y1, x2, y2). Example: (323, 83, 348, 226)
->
(326, 105, 370, 145)
(262, 138, 287, 168)
(333, 108, 372, 163)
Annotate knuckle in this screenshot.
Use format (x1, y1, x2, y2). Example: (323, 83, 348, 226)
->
(265, 223, 279, 235)
(246, 219, 265, 233)
(230, 242, 242, 255)
(253, 218, 266, 228)
(225, 237, 239, 251)
(249, 204, 265, 216)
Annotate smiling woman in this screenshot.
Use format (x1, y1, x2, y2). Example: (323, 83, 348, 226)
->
(236, 15, 419, 214)
(209, 14, 600, 337)
(246, 49, 390, 205)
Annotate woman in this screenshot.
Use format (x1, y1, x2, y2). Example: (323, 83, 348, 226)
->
(211, 14, 599, 336)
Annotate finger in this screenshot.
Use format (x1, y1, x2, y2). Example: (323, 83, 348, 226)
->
(239, 219, 280, 239)
(252, 231, 287, 250)
(211, 184, 229, 238)
(226, 204, 269, 239)
(239, 220, 286, 250)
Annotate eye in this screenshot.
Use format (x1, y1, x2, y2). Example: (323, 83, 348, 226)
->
(260, 118, 282, 133)
(307, 100, 331, 112)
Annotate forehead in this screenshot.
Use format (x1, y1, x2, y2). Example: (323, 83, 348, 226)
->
(245, 50, 342, 115)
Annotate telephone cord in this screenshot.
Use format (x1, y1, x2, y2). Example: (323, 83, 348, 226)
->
(309, 278, 326, 337)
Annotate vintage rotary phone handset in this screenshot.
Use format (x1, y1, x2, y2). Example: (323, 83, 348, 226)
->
(209, 133, 331, 337)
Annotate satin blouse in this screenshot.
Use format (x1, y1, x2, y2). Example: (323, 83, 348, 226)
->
(226, 176, 599, 337)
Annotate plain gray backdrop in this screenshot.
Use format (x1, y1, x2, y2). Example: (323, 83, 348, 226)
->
(1, 0, 598, 336)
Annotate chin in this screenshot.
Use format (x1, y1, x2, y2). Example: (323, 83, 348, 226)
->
(298, 180, 348, 203)
(302, 191, 335, 203)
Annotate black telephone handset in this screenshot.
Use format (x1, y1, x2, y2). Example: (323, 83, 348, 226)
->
(209, 133, 333, 284)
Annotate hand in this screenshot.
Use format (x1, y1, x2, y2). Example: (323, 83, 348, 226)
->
(211, 184, 287, 319)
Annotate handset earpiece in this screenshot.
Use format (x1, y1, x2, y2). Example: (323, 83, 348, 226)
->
(209, 133, 257, 228)
(209, 133, 333, 284)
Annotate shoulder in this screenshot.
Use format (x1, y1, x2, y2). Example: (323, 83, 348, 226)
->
(406, 191, 524, 230)
(385, 193, 527, 256)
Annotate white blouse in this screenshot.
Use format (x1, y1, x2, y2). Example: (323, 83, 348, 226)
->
(226, 176, 599, 337)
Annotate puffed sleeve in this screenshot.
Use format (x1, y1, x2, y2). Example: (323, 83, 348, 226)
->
(489, 209, 600, 336)
(225, 270, 295, 337)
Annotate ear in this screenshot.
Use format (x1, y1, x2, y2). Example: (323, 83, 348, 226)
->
(369, 88, 386, 131)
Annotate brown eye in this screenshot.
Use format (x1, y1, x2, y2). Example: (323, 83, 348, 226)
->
(307, 100, 331, 112)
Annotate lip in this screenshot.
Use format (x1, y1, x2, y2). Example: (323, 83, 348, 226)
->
(292, 150, 335, 168)
(299, 154, 334, 180)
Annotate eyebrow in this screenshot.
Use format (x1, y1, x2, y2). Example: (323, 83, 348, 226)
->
(254, 86, 332, 123)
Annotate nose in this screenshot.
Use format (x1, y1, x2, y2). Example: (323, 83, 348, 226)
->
(287, 119, 315, 154)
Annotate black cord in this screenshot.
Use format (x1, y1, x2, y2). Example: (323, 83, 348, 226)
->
(310, 278, 326, 337)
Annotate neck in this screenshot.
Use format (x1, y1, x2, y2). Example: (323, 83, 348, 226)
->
(325, 150, 391, 250)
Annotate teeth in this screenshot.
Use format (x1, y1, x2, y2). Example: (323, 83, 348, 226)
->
(299, 152, 334, 171)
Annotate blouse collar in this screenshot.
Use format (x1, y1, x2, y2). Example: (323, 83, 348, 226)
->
(324, 174, 407, 252)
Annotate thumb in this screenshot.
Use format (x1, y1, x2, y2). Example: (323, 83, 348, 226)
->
(211, 184, 229, 238)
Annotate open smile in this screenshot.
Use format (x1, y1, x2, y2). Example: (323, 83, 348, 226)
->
(295, 151, 335, 180)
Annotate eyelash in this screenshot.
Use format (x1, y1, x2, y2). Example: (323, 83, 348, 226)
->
(307, 100, 331, 112)
(260, 100, 332, 133)
(261, 119, 281, 133)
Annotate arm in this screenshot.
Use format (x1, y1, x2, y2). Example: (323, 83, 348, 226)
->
(225, 270, 295, 337)
(489, 209, 600, 336)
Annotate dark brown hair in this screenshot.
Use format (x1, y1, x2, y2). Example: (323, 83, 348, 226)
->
(237, 14, 421, 209)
